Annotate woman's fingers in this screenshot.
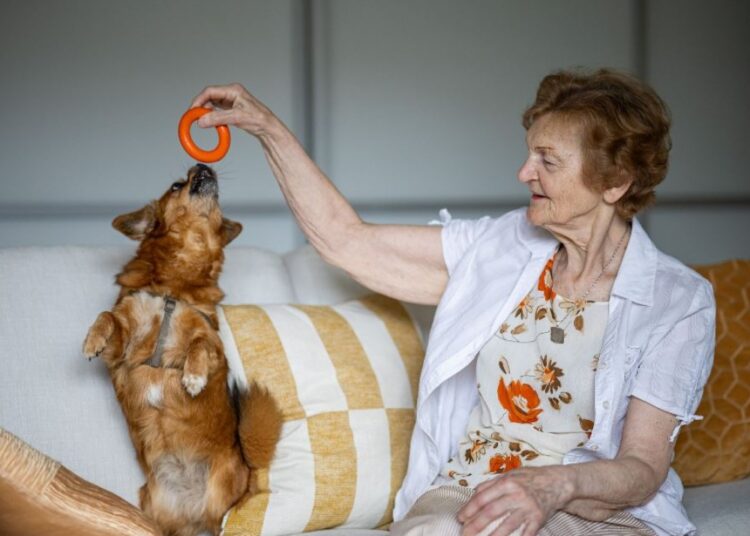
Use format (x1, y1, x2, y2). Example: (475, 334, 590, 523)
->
(190, 83, 244, 110)
(462, 500, 522, 536)
(458, 478, 509, 522)
(197, 108, 238, 128)
(520, 518, 541, 536)
(464, 499, 539, 536)
(474, 478, 498, 494)
(189, 83, 276, 136)
(489, 509, 529, 536)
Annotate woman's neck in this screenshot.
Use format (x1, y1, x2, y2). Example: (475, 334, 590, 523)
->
(545, 211, 631, 301)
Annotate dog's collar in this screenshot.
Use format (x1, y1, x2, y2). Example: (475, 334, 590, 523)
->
(146, 296, 177, 368)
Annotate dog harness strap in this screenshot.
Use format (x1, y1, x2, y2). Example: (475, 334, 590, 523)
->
(146, 297, 176, 368)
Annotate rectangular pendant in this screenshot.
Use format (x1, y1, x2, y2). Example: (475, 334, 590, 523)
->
(550, 326, 565, 344)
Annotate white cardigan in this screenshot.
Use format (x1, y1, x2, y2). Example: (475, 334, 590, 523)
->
(393, 208, 716, 536)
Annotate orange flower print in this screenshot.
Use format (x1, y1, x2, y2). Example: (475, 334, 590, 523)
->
(559, 298, 588, 333)
(464, 437, 490, 464)
(538, 257, 556, 302)
(489, 453, 522, 474)
(497, 379, 543, 424)
(578, 415, 594, 438)
(514, 295, 534, 319)
(534, 355, 564, 393)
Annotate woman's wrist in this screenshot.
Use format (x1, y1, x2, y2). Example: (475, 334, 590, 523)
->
(553, 464, 579, 508)
(253, 112, 287, 142)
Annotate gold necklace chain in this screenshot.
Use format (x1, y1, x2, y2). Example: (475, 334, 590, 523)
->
(548, 225, 630, 343)
(553, 224, 631, 303)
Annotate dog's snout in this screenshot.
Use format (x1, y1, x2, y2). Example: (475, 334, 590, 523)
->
(189, 164, 218, 197)
(193, 163, 213, 179)
(190, 163, 216, 183)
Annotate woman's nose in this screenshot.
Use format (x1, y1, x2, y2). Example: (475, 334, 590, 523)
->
(517, 158, 535, 184)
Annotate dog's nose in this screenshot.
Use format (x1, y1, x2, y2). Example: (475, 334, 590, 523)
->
(192, 164, 214, 181)
(189, 164, 218, 196)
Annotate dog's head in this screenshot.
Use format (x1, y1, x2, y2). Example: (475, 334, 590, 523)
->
(112, 164, 242, 294)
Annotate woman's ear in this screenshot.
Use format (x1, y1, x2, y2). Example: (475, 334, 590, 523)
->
(112, 202, 158, 241)
(221, 218, 243, 246)
(603, 176, 634, 206)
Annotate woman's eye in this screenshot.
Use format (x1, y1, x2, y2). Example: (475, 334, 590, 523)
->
(543, 159, 555, 167)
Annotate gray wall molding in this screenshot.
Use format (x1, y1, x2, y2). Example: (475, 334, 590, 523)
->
(3, 196, 748, 220)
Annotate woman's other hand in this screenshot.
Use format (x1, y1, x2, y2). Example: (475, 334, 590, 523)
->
(457, 465, 574, 536)
(191, 83, 277, 137)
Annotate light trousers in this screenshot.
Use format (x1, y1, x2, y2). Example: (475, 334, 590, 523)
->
(389, 486, 656, 536)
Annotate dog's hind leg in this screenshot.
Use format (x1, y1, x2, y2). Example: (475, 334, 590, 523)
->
(204, 454, 250, 535)
(138, 483, 152, 514)
(82, 311, 122, 365)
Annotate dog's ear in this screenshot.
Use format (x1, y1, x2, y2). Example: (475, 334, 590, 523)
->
(112, 202, 158, 241)
(220, 218, 243, 246)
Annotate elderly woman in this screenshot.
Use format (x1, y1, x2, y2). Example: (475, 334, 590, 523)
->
(192, 69, 715, 536)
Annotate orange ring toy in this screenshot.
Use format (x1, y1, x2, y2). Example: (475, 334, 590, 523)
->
(178, 107, 231, 163)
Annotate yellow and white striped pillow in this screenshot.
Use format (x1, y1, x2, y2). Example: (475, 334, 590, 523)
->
(219, 294, 424, 535)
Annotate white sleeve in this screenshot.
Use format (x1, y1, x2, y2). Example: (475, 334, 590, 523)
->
(628, 280, 716, 442)
(430, 208, 495, 277)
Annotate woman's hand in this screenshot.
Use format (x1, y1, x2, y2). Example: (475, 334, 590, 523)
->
(190, 83, 278, 138)
(457, 465, 574, 536)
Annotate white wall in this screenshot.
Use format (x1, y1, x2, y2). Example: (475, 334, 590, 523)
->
(1, 0, 748, 263)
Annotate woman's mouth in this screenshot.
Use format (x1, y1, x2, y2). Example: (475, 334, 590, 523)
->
(531, 194, 547, 201)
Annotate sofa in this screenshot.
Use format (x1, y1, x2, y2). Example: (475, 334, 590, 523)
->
(0, 244, 747, 535)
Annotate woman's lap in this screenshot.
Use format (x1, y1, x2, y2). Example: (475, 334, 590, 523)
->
(389, 486, 655, 536)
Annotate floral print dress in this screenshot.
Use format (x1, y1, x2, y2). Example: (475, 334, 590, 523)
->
(439, 254, 608, 489)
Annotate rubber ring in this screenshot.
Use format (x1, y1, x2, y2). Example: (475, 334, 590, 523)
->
(178, 107, 231, 163)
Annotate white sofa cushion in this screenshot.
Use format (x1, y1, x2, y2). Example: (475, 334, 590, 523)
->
(682, 478, 750, 535)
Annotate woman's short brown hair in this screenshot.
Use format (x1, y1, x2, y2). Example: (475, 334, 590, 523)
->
(522, 68, 671, 219)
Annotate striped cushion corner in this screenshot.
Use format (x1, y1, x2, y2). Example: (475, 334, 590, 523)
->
(221, 294, 425, 536)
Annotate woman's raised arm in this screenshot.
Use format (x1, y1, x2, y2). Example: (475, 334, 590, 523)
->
(192, 84, 448, 305)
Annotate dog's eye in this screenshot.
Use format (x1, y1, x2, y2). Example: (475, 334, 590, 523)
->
(170, 181, 185, 192)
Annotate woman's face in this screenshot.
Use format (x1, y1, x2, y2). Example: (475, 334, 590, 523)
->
(517, 114, 603, 229)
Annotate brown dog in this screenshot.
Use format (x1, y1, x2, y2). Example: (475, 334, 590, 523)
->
(83, 164, 282, 536)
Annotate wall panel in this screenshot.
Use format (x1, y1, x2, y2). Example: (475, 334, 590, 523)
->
(313, 0, 637, 203)
(645, 206, 750, 265)
(0, 0, 301, 208)
(646, 0, 750, 197)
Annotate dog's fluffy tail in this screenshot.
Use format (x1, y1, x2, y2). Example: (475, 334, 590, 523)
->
(236, 383, 283, 470)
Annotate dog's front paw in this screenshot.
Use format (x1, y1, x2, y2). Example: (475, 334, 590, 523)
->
(181, 373, 207, 397)
(82, 332, 107, 361)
